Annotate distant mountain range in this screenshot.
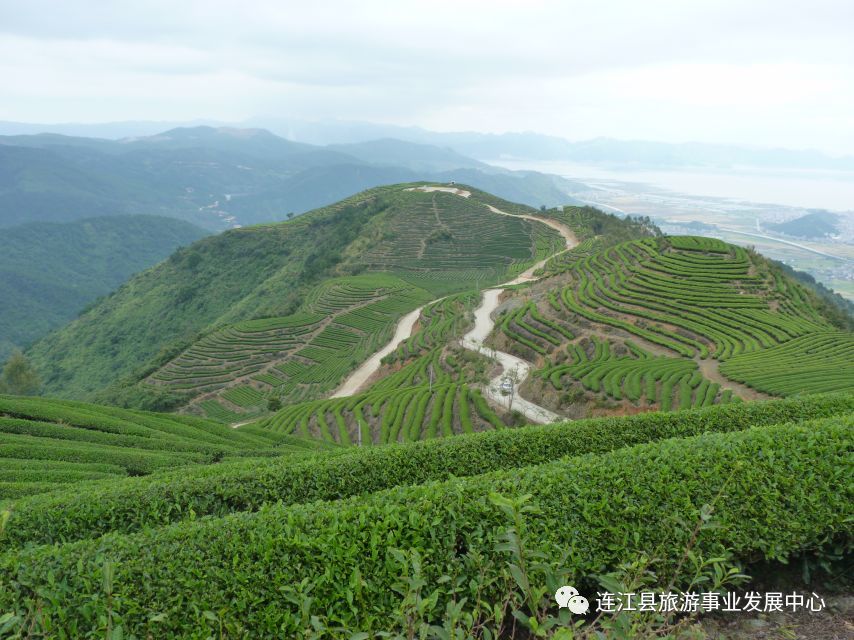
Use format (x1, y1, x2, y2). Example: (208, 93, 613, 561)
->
(2, 117, 853, 171)
(0, 126, 582, 229)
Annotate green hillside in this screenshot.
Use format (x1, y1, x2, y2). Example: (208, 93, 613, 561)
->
(0, 215, 206, 360)
(0, 394, 327, 500)
(492, 231, 852, 417)
(26, 184, 561, 411)
(222, 210, 658, 443)
(1, 394, 850, 635)
(203, 217, 850, 446)
(251, 291, 503, 444)
(2, 185, 852, 637)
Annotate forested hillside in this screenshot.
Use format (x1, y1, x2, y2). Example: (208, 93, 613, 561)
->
(0, 215, 206, 360)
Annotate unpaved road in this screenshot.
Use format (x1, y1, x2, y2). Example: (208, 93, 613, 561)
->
(331, 186, 578, 423)
(484, 204, 577, 265)
(460, 290, 562, 424)
(458, 211, 577, 423)
(695, 356, 769, 401)
(331, 305, 426, 398)
(405, 185, 472, 198)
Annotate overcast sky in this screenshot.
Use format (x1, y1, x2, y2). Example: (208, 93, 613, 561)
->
(1, 0, 852, 154)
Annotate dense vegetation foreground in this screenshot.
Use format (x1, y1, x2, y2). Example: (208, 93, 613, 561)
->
(1, 393, 851, 637)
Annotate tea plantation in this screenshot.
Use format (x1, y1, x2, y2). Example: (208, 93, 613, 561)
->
(0, 394, 851, 636)
(494, 231, 852, 415)
(137, 185, 562, 421)
(24, 184, 560, 410)
(149, 274, 436, 415)
(0, 394, 326, 500)
(257, 296, 507, 445)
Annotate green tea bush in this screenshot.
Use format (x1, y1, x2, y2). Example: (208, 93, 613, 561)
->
(3, 393, 851, 549)
(0, 395, 304, 501)
(1, 416, 850, 637)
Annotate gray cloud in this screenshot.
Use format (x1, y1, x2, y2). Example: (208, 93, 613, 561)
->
(0, 0, 852, 153)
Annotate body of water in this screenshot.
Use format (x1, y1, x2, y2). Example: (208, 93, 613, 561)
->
(489, 159, 854, 212)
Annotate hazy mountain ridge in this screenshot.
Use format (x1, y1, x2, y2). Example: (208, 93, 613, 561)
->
(3, 117, 852, 170)
(765, 210, 841, 239)
(0, 126, 581, 230)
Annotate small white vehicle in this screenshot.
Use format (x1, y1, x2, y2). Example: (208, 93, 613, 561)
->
(499, 378, 513, 394)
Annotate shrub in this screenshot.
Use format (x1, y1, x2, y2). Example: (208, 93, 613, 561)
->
(2, 393, 851, 549)
(1, 416, 850, 636)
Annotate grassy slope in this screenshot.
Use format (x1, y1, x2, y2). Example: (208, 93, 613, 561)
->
(0, 215, 207, 360)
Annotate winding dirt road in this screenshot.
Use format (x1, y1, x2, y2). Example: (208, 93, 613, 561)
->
(458, 208, 577, 423)
(460, 291, 561, 423)
(331, 186, 578, 424)
(331, 305, 426, 398)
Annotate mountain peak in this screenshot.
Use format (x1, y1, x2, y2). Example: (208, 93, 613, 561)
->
(126, 125, 277, 144)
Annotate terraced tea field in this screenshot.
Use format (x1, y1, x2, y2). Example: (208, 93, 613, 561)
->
(385, 292, 480, 362)
(0, 395, 324, 499)
(149, 274, 435, 418)
(357, 189, 561, 275)
(127, 189, 854, 428)
(256, 291, 504, 444)
(258, 378, 502, 445)
(539, 337, 735, 411)
(495, 234, 852, 412)
(149, 313, 323, 393)
(720, 331, 854, 395)
(560, 237, 829, 359)
(245, 216, 849, 435)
